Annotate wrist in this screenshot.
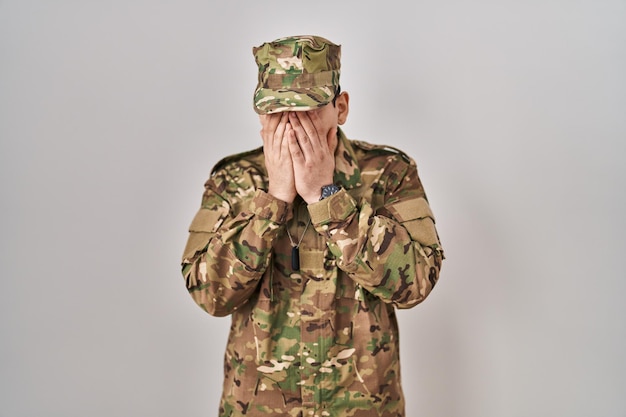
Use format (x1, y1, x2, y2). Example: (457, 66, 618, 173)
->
(268, 187, 296, 203)
(304, 183, 340, 204)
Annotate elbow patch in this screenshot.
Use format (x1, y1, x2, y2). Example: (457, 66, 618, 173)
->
(385, 197, 440, 247)
(182, 207, 228, 261)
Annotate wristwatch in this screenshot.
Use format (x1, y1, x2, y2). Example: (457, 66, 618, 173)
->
(320, 184, 341, 200)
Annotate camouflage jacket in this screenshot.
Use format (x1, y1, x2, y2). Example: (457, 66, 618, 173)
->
(181, 129, 444, 417)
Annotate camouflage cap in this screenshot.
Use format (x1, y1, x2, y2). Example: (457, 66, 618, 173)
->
(252, 35, 341, 114)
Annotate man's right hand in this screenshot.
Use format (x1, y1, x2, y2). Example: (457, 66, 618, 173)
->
(259, 112, 297, 203)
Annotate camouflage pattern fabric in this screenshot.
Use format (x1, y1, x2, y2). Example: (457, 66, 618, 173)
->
(253, 35, 341, 115)
(181, 128, 444, 417)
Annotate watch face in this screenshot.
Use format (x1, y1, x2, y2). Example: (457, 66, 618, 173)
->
(321, 184, 340, 199)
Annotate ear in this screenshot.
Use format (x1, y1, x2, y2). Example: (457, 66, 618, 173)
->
(336, 92, 350, 125)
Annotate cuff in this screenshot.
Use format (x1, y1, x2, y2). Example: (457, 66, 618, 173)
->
(308, 189, 357, 227)
(250, 190, 293, 224)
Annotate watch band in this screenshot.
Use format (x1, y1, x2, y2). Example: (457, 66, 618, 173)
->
(320, 184, 341, 200)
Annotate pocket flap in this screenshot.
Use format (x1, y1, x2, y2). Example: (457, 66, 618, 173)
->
(182, 207, 229, 261)
(385, 197, 435, 223)
(189, 207, 227, 233)
(385, 197, 439, 247)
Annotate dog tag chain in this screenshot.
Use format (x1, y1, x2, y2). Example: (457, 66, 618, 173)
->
(286, 218, 311, 271)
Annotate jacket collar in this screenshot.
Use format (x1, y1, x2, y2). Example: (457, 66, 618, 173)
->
(333, 128, 362, 190)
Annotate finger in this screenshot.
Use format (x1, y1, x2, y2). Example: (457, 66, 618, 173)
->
(293, 113, 328, 162)
(260, 113, 281, 134)
(287, 111, 304, 136)
(300, 111, 324, 144)
(260, 113, 282, 145)
(266, 113, 289, 157)
(283, 122, 295, 157)
(287, 126, 304, 162)
(289, 111, 315, 139)
(296, 111, 326, 151)
(288, 112, 315, 157)
(273, 113, 290, 147)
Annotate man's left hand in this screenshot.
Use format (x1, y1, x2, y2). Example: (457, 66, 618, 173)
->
(287, 111, 338, 204)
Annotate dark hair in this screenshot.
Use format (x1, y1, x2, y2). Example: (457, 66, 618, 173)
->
(331, 86, 342, 106)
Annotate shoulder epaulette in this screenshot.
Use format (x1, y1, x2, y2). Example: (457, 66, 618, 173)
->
(210, 146, 264, 175)
(351, 140, 414, 164)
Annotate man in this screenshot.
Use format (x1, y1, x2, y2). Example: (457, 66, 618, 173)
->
(181, 35, 444, 417)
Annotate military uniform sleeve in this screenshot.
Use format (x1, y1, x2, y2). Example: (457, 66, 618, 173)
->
(181, 165, 291, 317)
(308, 157, 444, 309)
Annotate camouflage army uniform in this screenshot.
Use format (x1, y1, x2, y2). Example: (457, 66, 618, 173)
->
(181, 128, 444, 417)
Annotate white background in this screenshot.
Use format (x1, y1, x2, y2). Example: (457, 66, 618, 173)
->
(1, 1, 625, 416)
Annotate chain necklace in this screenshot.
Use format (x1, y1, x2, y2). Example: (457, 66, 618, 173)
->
(285, 217, 311, 271)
